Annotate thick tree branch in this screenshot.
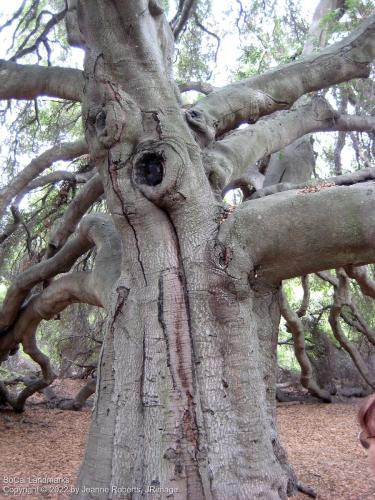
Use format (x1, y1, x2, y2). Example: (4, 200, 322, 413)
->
(345, 264, 375, 299)
(178, 81, 217, 95)
(187, 14, 375, 141)
(0, 213, 118, 332)
(251, 166, 375, 200)
(207, 97, 375, 189)
(25, 170, 88, 189)
(316, 271, 339, 287)
(279, 288, 331, 401)
(222, 167, 264, 199)
(257, 0, 347, 194)
(219, 182, 375, 284)
(171, 0, 197, 40)
(303, 0, 346, 55)
(60, 378, 97, 410)
(334, 114, 375, 133)
(0, 139, 88, 219)
(0, 272, 100, 411)
(13, 169, 92, 207)
(0, 206, 21, 244)
(45, 173, 104, 258)
(0, 60, 84, 101)
(297, 276, 310, 318)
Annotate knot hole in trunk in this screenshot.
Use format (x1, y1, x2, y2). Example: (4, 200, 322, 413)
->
(134, 151, 164, 186)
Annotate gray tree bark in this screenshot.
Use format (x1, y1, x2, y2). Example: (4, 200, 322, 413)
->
(71, 2, 289, 498)
(66, 2, 375, 499)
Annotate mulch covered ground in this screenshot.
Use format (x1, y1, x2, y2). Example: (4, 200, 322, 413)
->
(279, 401, 375, 499)
(0, 380, 374, 499)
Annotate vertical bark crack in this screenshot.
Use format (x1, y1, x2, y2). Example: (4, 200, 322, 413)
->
(107, 152, 148, 285)
(156, 210, 205, 498)
(158, 273, 177, 390)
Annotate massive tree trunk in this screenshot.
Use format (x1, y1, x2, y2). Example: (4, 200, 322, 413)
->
(78, 256, 287, 499)
(72, 2, 289, 498)
(61, 1, 375, 498)
(2, 1, 375, 498)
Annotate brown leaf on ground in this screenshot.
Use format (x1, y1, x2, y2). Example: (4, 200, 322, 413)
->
(278, 400, 375, 499)
(0, 380, 374, 499)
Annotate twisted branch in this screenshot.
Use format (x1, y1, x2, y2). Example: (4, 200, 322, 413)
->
(279, 288, 331, 402)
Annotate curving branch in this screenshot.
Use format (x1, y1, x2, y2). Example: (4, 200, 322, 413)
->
(13, 169, 94, 208)
(279, 288, 331, 402)
(0, 139, 88, 219)
(0, 60, 84, 101)
(0, 213, 122, 412)
(45, 173, 104, 258)
(178, 81, 217, 95)
(0, 272, 98, 412)
(10, 8, 67, 62)
(297, 276, 310, 318)
(316, 270, 338, 287)
(206, 97, 375, 190)
(344, 264, 375, 300)
(60, 378, 97, 410)
(303, 0, 346, 55)
(250, 166, 375, 200)
(187, 14, 375, 141)
(218, 182, 375, 284)
(320, 267, 375, 346)
(22, 170, 89, 189)
(171, 0, 197, 40)
(329, 269, 375, 389)
(0, 206, 22, 244)
(341, 307, 375, 346)
(0, 213, 118, 332)
(222, 166, 264, 199)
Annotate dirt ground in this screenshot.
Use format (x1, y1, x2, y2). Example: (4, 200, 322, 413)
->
(279, 400, 375, 499)
(0, 380, 374, 499)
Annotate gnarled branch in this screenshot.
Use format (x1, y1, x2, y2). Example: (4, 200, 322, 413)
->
(0, 213, 119, 332)
(297, 276, 310, 318)
(329, 269, 375, 389)
(279, 288, 331, 402)
(0, 139, 88, 219)
(171, 0, 197, 40)
(345, 264, 375, 300)
(188, 14, 375, 141)
(251, 166, 375, 200)
(178, 81, 216, 95)
(207, 97, 375, 191)
(45, 173, 104, 258)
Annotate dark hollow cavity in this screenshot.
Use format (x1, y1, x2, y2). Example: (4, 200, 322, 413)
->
(134, 152, 164, 186)
(95, 110, 106, 130)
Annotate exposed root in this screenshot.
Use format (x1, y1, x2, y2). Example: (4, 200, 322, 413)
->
(297, 482, 317, 498)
